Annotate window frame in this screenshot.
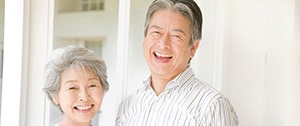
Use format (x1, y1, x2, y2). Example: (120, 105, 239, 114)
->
(1, 0, 55, 126)
(1, 0, 25, 125)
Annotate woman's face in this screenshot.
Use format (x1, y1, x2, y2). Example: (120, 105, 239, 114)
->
(52, 67, 104, 124)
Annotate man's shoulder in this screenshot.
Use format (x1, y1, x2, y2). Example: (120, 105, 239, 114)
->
(187, 79, 227, 103)
(119, 85, 150, 104)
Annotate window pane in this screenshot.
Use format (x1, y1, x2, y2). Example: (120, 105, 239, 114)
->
(49, 0, 119, 125)
(57, 0, 104, 13)
(82, 3, 89, 11)
(91, 3, 97, 10)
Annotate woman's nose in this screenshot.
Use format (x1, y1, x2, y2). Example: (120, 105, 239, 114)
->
(79, 89, 90, 101)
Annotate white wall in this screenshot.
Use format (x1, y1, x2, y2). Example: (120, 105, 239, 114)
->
(193, 0, 219, 89)
(289, 0, 300, 125)
(263, 1, 294, 125)
(222, 0, 266, 125)
(222, 0, 297, 126)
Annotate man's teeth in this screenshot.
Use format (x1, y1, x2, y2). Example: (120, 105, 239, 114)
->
(155, 52, 172, 58)
(76, 105, 92, 110)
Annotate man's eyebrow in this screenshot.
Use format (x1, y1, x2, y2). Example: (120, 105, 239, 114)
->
(172, 29, 186, 35)
(149, 25, 162, 30)
(150, 25, 186, 35)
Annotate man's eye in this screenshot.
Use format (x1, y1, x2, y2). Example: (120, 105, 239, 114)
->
(172, 34, 181, 38)
(151, 31, 160, 37)
(172, 35, 183, 41)
(152, 31, 159, 34)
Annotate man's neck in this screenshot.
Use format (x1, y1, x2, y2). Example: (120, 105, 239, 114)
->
(150, 76, 171, 96)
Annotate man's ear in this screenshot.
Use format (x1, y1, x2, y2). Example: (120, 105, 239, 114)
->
(51, 96, 60, 105)
(190, 39, 200, 58)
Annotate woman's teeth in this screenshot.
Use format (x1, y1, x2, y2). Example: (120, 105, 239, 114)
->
(75, 105, 92, 110)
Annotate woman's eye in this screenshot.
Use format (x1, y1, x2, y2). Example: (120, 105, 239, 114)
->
(68, 87, 76, 90)
(89, 84, 97, 88)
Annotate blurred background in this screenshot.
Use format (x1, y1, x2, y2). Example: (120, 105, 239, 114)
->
(0, 0, 299, 126)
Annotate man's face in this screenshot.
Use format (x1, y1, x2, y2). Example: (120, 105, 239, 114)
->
(143, 10, 199, 81)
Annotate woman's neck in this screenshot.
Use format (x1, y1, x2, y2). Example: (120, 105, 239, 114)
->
(59, 115, 91, 126)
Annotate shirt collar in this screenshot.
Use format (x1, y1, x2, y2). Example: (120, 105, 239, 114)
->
(142, 67, 195, 91)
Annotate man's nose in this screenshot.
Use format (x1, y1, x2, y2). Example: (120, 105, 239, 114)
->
(158, 34, 171, 49)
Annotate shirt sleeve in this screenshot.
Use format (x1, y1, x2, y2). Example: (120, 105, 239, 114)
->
(200, 97, 239, 126)
(115, 96, 130, 126)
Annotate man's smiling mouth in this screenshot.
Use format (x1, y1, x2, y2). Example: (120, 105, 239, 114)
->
(154, 52, 172, 59)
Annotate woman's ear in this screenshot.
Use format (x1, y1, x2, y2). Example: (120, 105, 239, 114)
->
(51, 96, 60, 105)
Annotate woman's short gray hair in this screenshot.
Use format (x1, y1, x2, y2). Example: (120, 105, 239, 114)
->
(43, 46, 109, 105)
(144, 0, 203, 45)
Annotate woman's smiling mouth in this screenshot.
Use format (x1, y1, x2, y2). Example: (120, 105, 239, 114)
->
(74, 104, 94, 111)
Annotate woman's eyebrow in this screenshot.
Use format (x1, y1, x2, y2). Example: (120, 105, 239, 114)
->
(88, 77, 99, 81)
(64, 80, 78, 84)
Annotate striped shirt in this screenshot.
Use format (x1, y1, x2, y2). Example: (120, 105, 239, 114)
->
(116, 67, 239, 126)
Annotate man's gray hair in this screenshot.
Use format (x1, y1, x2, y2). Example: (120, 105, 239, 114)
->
(144, 0, 203, 45)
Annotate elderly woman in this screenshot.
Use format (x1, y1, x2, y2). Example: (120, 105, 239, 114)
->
(43, 46, 109, 126)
